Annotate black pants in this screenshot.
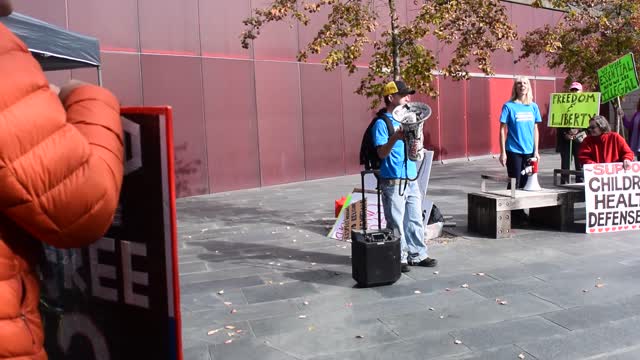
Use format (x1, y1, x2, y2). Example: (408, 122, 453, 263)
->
(559, 146, 583, 183)
(506, 151, 533, 189)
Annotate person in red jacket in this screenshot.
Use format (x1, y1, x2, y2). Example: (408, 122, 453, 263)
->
(578, 115, 634, 169)
(0, 1, 124, 359)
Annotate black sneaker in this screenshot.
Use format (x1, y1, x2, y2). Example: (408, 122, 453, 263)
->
(401, 263, 411, 273)
(411, 258, 438, 267)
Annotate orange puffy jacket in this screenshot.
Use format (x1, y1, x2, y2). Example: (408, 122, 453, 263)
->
(0, 24, 124, 359)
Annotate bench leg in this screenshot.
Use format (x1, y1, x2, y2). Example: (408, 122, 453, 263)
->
(468, 194, 512, 238)
(529, 193, 575, 231)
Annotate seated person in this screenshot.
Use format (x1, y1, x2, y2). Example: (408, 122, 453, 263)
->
(578, 115, 634, 169)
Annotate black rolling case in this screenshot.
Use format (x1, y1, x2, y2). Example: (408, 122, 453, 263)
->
(351, 170, 401, 287)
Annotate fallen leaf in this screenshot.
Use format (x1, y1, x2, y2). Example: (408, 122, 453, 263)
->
(207, 329, 220, 336)
(276, 263, 281, 266)
(230, 309, 237, 314)
(439, 315, 445, 319)
(346, 302, 353, 307)
(582, 289, 589, 293)
(499, 301, 508, 305)
(292, 239, 297, 243)
(286, 226, 291, 230)
(235, 330, 243, 334)
(355, 335, 365, 339)
(223, 302, 232, 306)
(454, 339, 462, 344)
(308, 326, 315, 331)
(279, 282, 284, 285)
(299, 315, 307, 319)
(414, 290, 422, 294)
(433, 271, 440, 275)
(217, 290, 225, 295)
(311, 262, 317, 265)
(445, 288, 451, 292)
(224, 325, 236, 330)
(461, 284, 469, 288)
(303, 301, 310, 306)
(475, 272, 485, 276)
(224, 339, 233, 344)
(595, 283, 605, 288)
(429, 307, 435, 311)
(269, 262, 275, 265)
(518, 354, 525, 359)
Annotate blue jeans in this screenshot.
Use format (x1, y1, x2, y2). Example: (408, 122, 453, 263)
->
(381, 180, 428, 264)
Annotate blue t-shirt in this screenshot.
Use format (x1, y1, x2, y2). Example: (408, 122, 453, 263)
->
(372, 113, 417, 179)
(499, 101, 542, 154)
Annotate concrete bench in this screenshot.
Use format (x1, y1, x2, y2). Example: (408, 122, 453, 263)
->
(468, 185, 585, 239)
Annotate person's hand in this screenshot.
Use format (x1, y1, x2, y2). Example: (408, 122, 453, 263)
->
(391, 127, 404, 142)
(499, 152, 507, 167)
(58, 80, 90, 102)
(623, 159, 631, 170)
(617, 107, 625, 119)
(49, 83, 60, 95)
(534, 151, 541, 162)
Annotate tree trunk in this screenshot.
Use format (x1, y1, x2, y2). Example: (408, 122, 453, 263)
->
(388, 0, 400, 80)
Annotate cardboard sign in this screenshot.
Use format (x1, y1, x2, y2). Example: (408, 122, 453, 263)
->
(548, 92, 601, 128)
(40, 107, 182, 360)
(584, 162, 640, 234)
(597, 53, 640, 103)
(328, 191, 387, 241)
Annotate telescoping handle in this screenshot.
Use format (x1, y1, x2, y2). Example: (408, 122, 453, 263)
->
(360, 170, 382, 234)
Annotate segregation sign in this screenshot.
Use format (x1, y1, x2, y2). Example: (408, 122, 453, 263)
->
(548, 92, 601, 128)
(597, 53, 640, 104)
(584, 162, 640, 234)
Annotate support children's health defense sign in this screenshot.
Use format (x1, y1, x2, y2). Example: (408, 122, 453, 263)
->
(584, 162, 640, 233)
(548, 92, 601, 128)
(597, 53, 640, 103)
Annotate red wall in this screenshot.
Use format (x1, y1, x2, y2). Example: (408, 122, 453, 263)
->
(13, 1, 563, 197)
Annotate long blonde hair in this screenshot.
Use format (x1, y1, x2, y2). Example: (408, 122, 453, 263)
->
(509, 76, 533, 105)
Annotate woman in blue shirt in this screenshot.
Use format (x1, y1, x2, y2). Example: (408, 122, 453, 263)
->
(499, 76, 542, 189)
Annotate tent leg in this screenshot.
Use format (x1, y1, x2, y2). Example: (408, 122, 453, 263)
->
(97, 67, 103, 86)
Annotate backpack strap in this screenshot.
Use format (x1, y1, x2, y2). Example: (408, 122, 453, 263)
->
(375, 110, 396, 142)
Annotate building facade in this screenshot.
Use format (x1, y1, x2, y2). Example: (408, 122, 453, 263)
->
(15, 1, 568, 197)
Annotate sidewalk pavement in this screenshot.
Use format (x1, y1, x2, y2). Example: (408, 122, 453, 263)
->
(178, 151, 640, 360)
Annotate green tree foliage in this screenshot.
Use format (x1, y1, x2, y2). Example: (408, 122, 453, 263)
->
(241, 0, 517, 108)
(521, 0, 640, 91)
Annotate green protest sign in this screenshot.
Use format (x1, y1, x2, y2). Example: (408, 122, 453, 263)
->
(548, 92, 601, 128)
(597, 53, 640, 103)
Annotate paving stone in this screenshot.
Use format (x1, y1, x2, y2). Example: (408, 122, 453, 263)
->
(541, 294, 640, 331)
(242, 281, 319, 304)
(518, 316, 640, 360)
(182, 299, 300, 328)
(181, 276, 264, 296)
(449, 316, 569, 351)
(179, 261, 209, 275)
(259, 317, 399, 358)
(307, 333, 468, 360)
(182, 344, 212, 360)
(438, 345, 534, 360)
(181, 289, 247, 313)
(469, 277, 548, 299)
(181, 266, 276, 286)
(531, 275, 640, 309)
(380, 293, 561, 339)
(210, 337, 300, 360)
(373, 272, 498, 299)
(175, 153, 640, 359)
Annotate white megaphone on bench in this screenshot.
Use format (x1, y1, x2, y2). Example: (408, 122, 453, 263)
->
(521, 158, 542, 191)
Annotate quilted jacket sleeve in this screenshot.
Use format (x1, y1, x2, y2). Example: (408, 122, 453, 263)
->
(0, 25, 124, 248)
